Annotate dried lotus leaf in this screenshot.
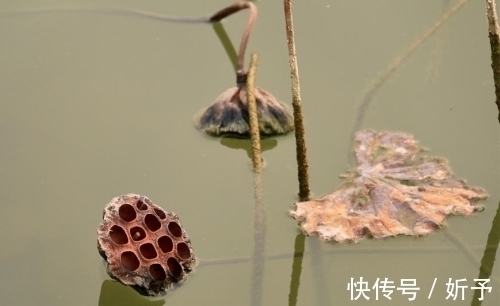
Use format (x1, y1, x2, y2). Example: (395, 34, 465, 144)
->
(289, 130, 488, 243)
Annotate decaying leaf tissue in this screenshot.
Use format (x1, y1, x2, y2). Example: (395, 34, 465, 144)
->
(289, 130, 488, 243)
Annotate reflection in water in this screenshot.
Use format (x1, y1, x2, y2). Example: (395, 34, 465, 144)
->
(220, 137, 278, 160)
(287, 234, 332, 306)
(251, 172, 266, 306)
(288, 233, 305, 306)
(194, 83, 295, 137)
(425, 0, 451, 84)
(349, 0, 470, 151)
(194, 2, 294, 138)
(471, 201, 500, 306)
(98, 280, 165, 306)
(0, 6, 209, 24)
(307, 238, 331, 306)
(0, 1, 497, 305)
(212, 21, 238, 72)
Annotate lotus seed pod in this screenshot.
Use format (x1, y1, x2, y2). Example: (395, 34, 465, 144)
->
(97, 194, 196, 296)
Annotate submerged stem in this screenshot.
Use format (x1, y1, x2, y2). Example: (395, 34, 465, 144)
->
(350, 0, 471, 144)
(0, 6, 211, 23)
(284, 0, 310, 201)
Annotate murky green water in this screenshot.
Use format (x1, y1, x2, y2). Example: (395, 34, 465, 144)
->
(0, 0, 498, 305)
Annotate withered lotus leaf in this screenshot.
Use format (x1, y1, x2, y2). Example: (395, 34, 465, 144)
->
(289, 130, 488, 243)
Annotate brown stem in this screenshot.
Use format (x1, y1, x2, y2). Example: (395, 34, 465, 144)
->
(210, 1, 257, 72)
(1, 3, 256, 73)
(0, 6, 211, 23)
(246, 55, 266, 301)
(246, 53, 263, 173)
(471, 201, 500, 304)
(486, 0, 500, 123)
(284, 0, 310, 201)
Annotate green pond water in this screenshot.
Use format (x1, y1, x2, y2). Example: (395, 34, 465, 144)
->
(0, 0, 498, 305)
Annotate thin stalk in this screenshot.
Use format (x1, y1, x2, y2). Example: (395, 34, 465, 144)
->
(198, 244, 492, 267)
(444, 229, 481, 265)
(246, 53, 263, 172)
(247, 53, 265, 306)
(350, 0, 471, 145)
(470, 201, 500, 305)
(486, 0, 500, 123)
(1, 1, 256, 26)
(425, 0, 451, 84)
(1, 3, 252, 76)
(0, 6, 210, 23)
(444, 230, 498, 284)
(284, 0, 310, 201)
(209, 1, 257, 72)
(251, 172, 266, 306)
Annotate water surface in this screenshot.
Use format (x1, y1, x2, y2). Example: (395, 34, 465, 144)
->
(0, 0, 498, 305)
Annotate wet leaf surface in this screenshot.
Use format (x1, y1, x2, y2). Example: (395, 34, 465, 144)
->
(289, 130, 488, 243)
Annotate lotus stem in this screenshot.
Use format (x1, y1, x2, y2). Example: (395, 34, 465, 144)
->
(284, 0, 310, 201)
(486, 0, 500, 123)
(246, 53, 263, 172)
(471, 201, 500, 304)
(210, 1, 257, 73)
(1, 2, 253, 75)
(247, 52, 265, 306)
(0, 6, 211, 23)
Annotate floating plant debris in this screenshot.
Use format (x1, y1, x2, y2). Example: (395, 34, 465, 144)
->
(194, 2, 294, 138)
(194, 73, 294, 137)
(97, 194, 196, 296)
(289, 130, 488, 243)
